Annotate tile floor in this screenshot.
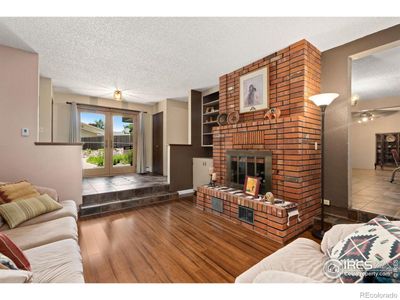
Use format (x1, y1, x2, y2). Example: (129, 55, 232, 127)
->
(351, 168, 400, 218)
(82, 173, 167, 196)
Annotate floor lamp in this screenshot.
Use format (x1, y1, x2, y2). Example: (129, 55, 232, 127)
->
(309, 93, 339, 240)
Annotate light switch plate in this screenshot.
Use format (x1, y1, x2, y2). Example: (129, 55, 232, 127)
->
(21, 128, 30, 137)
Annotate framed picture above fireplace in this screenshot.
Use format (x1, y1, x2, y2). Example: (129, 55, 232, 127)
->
(239, 67, 269, 113)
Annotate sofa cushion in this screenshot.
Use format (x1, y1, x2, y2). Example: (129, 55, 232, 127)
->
(0, 269, 33, 283)
(0, 233, 31, 270)
(328, 216, 400, 283)
(0, 194, 62, 229)
(0, 200, 77, 231)
(235, 238, 336, 283)
(253, 270, 320, 283)
(25, 239, 84, 283)
(0, 181, 40, 203)
(1, 216, 77, 250)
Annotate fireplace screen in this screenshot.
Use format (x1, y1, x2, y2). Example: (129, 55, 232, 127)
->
(226, 150, 272, 195)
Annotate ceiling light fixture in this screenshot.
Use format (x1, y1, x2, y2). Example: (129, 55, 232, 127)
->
(114, 90, 122, 101)
(358, 111, 374, 123)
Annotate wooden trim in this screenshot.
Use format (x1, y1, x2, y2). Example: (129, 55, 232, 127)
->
(66, 102, 147, 114)
(35, 142, 83, 146)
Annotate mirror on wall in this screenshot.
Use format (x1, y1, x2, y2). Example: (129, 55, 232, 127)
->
(349, 43, 400, 218)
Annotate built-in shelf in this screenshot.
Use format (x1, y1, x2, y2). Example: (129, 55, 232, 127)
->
(202, 89, 220, 147)
(203, 110, 219, 116)
(203, 99, 220, 107)
(203, 121, 218, 125)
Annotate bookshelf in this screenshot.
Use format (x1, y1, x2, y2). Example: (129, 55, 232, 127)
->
(201, 89, 219, 147)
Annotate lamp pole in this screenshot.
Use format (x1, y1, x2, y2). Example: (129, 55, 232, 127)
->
(312, 104, 327, 240)
(308, 93, 339, 240)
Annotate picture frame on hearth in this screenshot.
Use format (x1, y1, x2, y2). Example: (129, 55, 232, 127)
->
(239, 67, 269, 113)
(243, 176, 260, 197)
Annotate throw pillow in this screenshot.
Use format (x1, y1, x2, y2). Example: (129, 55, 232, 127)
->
(0, 194, 62, 229)
(0, 180, 40, 203)
(0, 233, 31, 270)
(328, 215, 400, 283)
(0, 252, 18, 270)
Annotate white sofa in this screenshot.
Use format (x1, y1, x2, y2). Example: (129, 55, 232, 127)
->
(236, 221, 400, 283)
(0, 184, 84, 283)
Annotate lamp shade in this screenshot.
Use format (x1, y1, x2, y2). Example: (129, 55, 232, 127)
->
(309, 93, 339, 107)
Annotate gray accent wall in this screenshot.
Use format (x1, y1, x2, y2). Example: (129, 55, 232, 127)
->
(321, 24, 400, 209)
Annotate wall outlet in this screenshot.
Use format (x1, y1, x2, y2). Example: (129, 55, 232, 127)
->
(21, 128, 30, 137)
(323, 199, 331, 206)
(315, 142, 318, 150)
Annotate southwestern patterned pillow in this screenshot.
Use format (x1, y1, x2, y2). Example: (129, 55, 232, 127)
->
(328, 215, 400, 283)
(0, 252, 18, 270)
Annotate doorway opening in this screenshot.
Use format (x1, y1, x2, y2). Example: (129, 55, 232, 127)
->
(80, 107, 138, 177)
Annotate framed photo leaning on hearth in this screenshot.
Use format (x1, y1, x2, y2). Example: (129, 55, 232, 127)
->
(244, 176, 260, 197)
(239, 67, 269, 113)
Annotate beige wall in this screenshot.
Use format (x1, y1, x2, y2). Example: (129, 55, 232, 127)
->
(51, 92, 154, 172)
(38, 77, 53, 142)
(351, 111, 400, 169)
(0, 45, 82, 205)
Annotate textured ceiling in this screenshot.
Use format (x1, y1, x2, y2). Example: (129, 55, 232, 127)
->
(352, 44, 400, 101)
(0, 17, 399, 104)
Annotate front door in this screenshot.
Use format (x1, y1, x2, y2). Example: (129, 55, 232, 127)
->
(80, 108, 138, 177)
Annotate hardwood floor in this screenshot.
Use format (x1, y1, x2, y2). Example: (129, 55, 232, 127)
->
(78, 197, 315, 283)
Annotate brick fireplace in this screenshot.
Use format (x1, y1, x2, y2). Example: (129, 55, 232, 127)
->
(197, 39, 322, 242)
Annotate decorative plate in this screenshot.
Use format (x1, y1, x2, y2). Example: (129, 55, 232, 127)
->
(227, 111, 240, 124)
(386, 134, 396, 143)
(217, 113, 228, 126)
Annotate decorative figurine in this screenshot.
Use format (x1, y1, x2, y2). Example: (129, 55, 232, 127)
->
(264, 107, 281, 121)
(264, 192, 275, 204)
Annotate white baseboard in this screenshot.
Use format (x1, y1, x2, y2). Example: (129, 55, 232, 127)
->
(178, 189, 194, 196)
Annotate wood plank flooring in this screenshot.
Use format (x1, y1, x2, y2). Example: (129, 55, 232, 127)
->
(78, 197, 316, 283)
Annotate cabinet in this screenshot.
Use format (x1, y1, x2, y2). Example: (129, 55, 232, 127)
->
(202, 88, 219, 147)
(193, 158, 213, 191)
(375, 132, 400, 169)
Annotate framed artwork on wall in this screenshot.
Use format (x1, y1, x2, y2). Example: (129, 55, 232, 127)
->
(243, 176, 260, 197)
(239, 67, 269, 113)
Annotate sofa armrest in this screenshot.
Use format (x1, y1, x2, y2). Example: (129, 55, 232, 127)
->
(321, 223, 364, 255)
(35, 185, 59, 202)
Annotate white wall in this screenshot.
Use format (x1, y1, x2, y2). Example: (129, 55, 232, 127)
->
(0, 45, 82, 205)
(351, 111, 400, 169)
(51, 92, 154, 172)
(38, 77, 53, 142)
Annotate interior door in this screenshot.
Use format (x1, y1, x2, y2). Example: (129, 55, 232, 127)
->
(80, 110, 108, 177)
(152, 112, 163, 175)
(110, 113, 137, 175)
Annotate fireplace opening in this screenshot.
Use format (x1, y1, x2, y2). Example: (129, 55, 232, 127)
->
(226, 150, 272, 195)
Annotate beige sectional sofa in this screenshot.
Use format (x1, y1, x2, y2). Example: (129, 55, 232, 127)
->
(236, 221, 400, 283)
(0, 184, 84, 283)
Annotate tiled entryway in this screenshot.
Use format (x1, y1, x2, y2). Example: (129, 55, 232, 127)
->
(82, 173, 167, 196)
(351, 168, 400, 218)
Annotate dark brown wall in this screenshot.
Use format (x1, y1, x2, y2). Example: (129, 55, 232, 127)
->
(321, 24, 400, 209)
(169, 90, 212, 191)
